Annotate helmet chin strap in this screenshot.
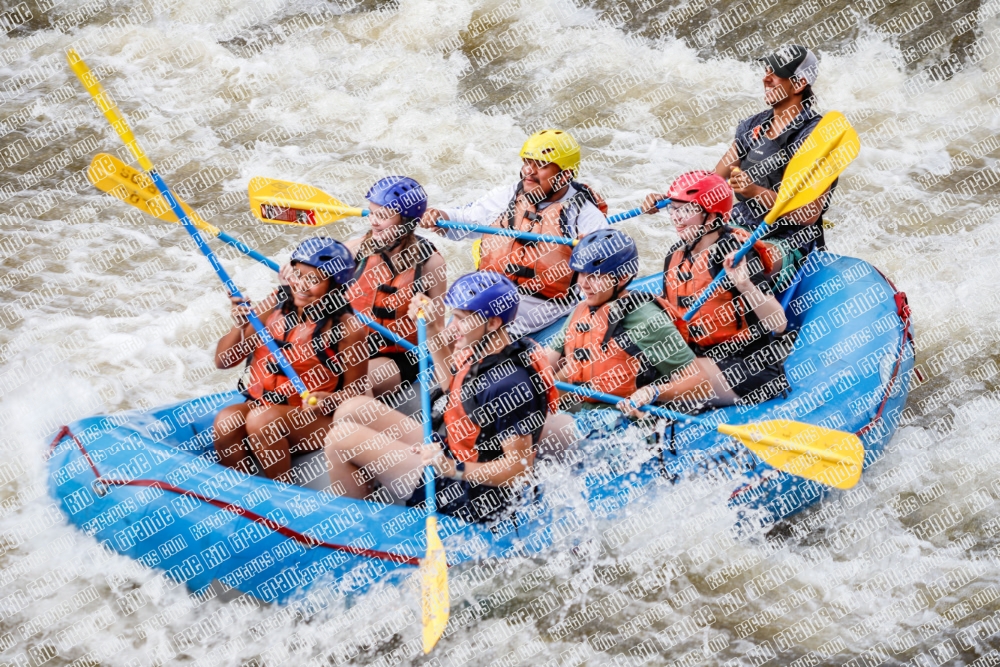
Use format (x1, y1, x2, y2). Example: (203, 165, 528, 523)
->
(682, 211, 722, 251)
(523, 168, 572, 205)
(610, 272, 637, 300)
(368, 216, 418, 253)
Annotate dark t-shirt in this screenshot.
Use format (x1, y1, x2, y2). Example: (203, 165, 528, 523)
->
(418, 341, 548, 523)
(731, 107, 832, 254)
(463, 349, 548, 459)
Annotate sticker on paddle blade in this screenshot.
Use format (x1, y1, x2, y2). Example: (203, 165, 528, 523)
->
(260, 203, 316, 225)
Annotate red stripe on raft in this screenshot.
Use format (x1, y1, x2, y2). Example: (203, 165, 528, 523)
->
(730, 285, 912, 501)
(49, 427, 420, 567)
(48, 425, 102, 478)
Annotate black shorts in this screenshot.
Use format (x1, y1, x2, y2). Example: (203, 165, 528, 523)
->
(375, 350, 421, 386)
(715, 355, 789, 404)
(405, 468, 515, 524)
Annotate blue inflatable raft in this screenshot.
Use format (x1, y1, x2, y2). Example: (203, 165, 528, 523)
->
(47, 253, 913, 604)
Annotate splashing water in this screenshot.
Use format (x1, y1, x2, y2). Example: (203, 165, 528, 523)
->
(2, 0, 1000, 664)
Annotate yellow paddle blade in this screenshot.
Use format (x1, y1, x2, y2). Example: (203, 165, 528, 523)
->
(718, 419, 864, 490)
(471, 239, 482, 269)
(88, 154, 220, 235)
(764, 111, 861, 225)
(68, 50, 155, 173)
(248, 176, 365, 227)
(421, 516, 449, 653)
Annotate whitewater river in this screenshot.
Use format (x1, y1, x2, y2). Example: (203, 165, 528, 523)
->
(2, 0, 1000, 664)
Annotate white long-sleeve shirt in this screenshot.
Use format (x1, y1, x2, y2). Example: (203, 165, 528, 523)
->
(441, 182, 608, 335)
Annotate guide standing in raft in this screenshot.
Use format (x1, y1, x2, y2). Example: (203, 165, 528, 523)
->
(715, 44, 835, 274)
(420, 129, 609, 335)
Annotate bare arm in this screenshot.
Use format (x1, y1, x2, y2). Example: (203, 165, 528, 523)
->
(214, 292, 280, 368)
(426, 432, 536, 488)
(726, 253, 787, 335)
(423, 251, 448, 301)
(716, 141, 742, 180)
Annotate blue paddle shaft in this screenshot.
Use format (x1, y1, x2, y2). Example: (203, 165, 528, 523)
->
(554, 381, 700, 425)
(436, 220, 575, 246)
(216, 230, 280, 272)
(417, 317, 436, 514)
(606, 197, 670, 224)
(680, 220, 772, 322)
(147, 171, 309, 397)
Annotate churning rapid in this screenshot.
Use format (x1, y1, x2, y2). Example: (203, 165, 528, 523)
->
(2, 0, 1000, 664)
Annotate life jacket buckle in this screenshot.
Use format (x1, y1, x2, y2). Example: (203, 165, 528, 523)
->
(370, 305, 398, 320)
(504, 264, 536, 280)
(573, 348, 592, 361)
(575, 322, 591, 332)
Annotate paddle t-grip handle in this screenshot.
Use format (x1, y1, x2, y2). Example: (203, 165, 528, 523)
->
(68, 49, 312, 402)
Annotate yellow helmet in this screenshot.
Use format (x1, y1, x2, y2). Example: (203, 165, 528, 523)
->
(519, 129, 580, 175)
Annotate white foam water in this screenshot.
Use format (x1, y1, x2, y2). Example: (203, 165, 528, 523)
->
(2, 0, 1000, 664)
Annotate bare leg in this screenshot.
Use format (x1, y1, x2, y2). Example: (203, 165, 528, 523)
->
(368, 357, 402, 399)
(325, 397, 426, 501)
(213, 403, 254, 473)
(244, 404, 334, 480)
(659, 357, 738, 408)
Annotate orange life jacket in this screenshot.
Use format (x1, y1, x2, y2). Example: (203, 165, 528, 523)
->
(345, 236, 437, 354)
(562, 292, 671, 399)
(478, 182, 608, 301)
(443, 339, 559, 463)
(243, 307, 346, 407)
(662, 226, 778, 351)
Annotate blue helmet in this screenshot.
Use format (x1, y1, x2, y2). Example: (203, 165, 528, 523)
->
(290, 237, 355, 286)
(366, 176, 427, 220)
(569, 229, 639, 281)
(444, 271, 519, 325)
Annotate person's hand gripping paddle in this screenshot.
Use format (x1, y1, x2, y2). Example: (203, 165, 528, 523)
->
(416, 312, 448, 652)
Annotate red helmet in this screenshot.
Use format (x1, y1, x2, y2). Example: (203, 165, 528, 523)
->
(667, 170, 733, 222)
